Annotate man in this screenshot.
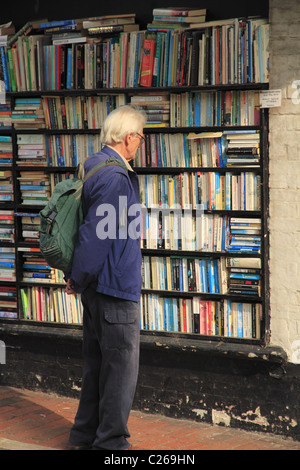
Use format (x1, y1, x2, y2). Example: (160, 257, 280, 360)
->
(65, 105, 146, 450)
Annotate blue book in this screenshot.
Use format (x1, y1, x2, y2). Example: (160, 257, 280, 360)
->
(229, 273, 260, 280)
(66, 48, 73, 89)
(0, 262, 14, 268)
(0, 46, 10, 91)
(237, 303, 244, 337)
(0, 136, 11, 142)
(213, 259, 220, 293)
(40, 20, 76, 29)
(226, 300, 232, 337)
(23, 264, 50, 270)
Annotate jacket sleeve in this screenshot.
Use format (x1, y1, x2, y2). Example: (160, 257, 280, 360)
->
(69, 169, 130, 293)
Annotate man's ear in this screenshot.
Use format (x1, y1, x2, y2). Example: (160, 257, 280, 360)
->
(124, 133, 132, 146)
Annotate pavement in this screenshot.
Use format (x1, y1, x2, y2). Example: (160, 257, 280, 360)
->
(0, 385, 300, 452)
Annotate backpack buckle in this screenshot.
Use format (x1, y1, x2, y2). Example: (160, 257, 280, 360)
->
(46, 211, 57, 234)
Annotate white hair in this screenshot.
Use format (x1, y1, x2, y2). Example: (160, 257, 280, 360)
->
(100, 105, 147, 145)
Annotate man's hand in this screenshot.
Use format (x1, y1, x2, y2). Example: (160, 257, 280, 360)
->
(65, 278, 77, 295)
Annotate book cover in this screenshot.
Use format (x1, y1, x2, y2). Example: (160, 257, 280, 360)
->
(140, 37, 156, 87)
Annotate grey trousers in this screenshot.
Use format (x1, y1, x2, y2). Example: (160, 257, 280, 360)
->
(69, 287, 140, 450)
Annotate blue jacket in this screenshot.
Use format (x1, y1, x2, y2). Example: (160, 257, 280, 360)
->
(70, 146, 142, 302)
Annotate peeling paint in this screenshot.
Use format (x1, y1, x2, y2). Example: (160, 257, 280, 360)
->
(248, 353, 258, 358)
(234, 407, 269, 427)
(212, 409, 231, 427)
(71, 383, 81, 392)
(192, 409, 208, 420)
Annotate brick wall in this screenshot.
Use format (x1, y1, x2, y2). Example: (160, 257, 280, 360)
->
(269, 0, 300, 361)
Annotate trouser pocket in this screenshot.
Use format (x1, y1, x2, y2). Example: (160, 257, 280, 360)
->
(103, 301, 140, 351)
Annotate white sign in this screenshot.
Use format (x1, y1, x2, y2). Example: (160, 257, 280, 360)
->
(259, 89, 282, 108)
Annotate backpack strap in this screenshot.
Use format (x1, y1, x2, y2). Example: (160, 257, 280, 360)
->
(83, 157, 129, 183)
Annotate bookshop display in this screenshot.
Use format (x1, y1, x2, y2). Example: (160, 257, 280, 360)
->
(0, 9, 269, 342)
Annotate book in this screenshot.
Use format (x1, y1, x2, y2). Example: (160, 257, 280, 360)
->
(88, 24, 139, 34)
(152, 8, 207, 17)
(140, 37, 157, 87)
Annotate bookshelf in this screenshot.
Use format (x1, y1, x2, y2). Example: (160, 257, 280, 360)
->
(0, 12, 270, 344)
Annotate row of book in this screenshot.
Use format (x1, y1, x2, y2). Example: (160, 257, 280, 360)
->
(16, 133, 101, 167)
(130, 89, 261, 128)
(142, 255, 261, 295)
(135, 130, 260, 168)
(136, 131, 224, 168)
(20, 285, 83, 323)
(141, 212, 261, 254)
(2, 90, 261, 130)
(0, 15, 269, 92)
(142, 255, 226, 294)
(139, 171, 261, 211)
(42, 95, 126, 130)
(140, 294, 262, 338)
(147, 18, 268, 86)
(0, 284, 17, 319)
(168, 90, 261, 127)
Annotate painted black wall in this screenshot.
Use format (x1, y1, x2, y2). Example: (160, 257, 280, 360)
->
(1, 325, 300, 441)
(0, 0, 269, 30)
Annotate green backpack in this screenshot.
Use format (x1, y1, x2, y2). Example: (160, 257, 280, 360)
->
(39, 157, 127, 274)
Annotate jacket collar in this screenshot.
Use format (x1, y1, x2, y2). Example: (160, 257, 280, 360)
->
(102, 145, 134, 172)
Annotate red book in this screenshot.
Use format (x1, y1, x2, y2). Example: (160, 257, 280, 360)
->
(140, 37, 156, 87)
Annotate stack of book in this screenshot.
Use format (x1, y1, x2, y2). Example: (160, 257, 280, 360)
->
(147, 7, 207, 31)
(22, 252, 54, 283)
(223, 130, 260, 167)
(0, 136, 13, 166)
(0, 21, 15, 46)
(0, 283, 17, 319)
(0, 100, 12, 128)
(0, 170, 13, 202)
(226, 257, 261, 297)
(20, 213, 40, 243)
(0, 245, 15, 282)
(11, 98, 45, 129)
(16, 134, 47, 167)
(82, 13, 139, 35)
(130, 93, 170, 127)
(0, 210, 14, 245)
(226, 218, 261, 253)
(18, 171, 50, 206)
